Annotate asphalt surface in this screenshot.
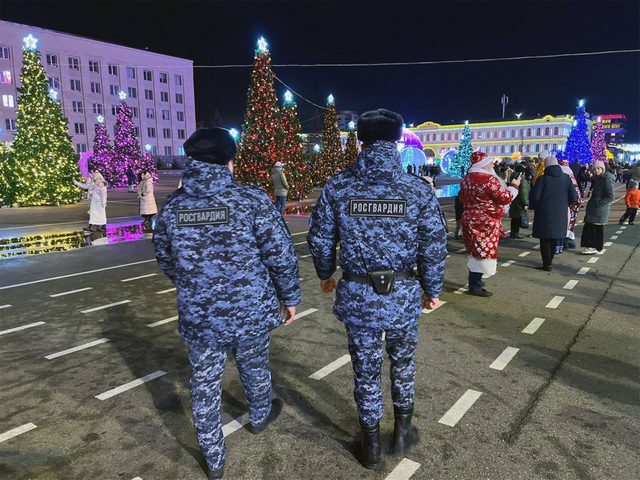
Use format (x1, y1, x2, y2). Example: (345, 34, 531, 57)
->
(0, 183, 638, 480)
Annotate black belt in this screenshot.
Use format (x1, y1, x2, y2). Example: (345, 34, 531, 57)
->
(342, 270, 416, 283)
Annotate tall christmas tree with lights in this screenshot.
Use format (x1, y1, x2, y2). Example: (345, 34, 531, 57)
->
(89, 116, 113, 181)
(564, 100, 592, 165)
(343, 121, 359, 170)
(590, 118, 606, 165)
(314, 95, 343, 185)
(279, 90, 313, 201)
(450, 123, 472, 178)
(0, 34, 81, 206)
(235, 37, 281, 189)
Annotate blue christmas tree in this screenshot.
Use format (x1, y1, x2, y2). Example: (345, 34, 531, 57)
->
(563, 100, 592, 165)
(449, 124, 472, 178)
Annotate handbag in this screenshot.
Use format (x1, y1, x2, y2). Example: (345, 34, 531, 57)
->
(521, 210, 530, 229)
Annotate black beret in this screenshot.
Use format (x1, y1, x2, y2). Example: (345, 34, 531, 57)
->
(184, 127, 237, 165)
(357, 109, 404, 143)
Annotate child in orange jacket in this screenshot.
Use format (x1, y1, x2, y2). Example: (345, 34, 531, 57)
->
(619, 180, 640, 225)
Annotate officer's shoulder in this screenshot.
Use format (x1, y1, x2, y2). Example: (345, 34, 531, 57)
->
(233, 183, 273, 204)
(158, 187, 185, 212)
(324, 168, 356, 190)
(404, 173, 435, 193)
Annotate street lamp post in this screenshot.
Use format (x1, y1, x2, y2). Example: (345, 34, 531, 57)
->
(516, 113, 524, 153)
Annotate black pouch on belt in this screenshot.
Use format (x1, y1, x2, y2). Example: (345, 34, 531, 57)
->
(368, 270, 395, 294)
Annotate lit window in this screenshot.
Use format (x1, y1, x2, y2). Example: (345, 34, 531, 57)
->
(1, 70, 12, 84)
(179, 146, 185, 155)
(2, 94, 15, 107)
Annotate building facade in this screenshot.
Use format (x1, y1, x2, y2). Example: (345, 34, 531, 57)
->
(337, 110, 358, 132)
(410, 115, 578, 160)
(0, 20, 196, 156)
(593, 114, 626, 145)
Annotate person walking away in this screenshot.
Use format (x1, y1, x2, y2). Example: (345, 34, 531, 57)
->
(508, 164, 529, 239)
(581, 161, 615, 254)
(153, 127, 301, 479)
(454, 192, 463, 240)
(126, 166, 136, 192)
(529, 156, 577, 271)
(619, 180, 640, 225)
(73, 171, 108, 233)
(308, 109, 447, 469)
(271, 161, 289, 217)
(460, 152, 519, 297)
(138, 170, 158, 231)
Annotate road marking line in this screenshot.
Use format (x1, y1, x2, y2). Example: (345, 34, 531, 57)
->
(588, 257, 599, 264)
(385, 458, 421, 480)
(446, 255, 451, 258)
(501, 260, 515, 267)
(620, 226, 627, 230)
(147, 316, 178, 328)
(577, 267, 590, 275)
(0, 304, 11, 309)
(563, 280, 579, 290)
(522, 317, 545, 335)
(121, 273, 158, 283)
(81, 300, 130, 314)
(422, 301, 447, 313)
(0, 321, 45, 336)
(489, 347, 520, 371)
(610, 235, 618, 240)
(518, 251, 531, 257)
(294, 241, 307, 246)
(45, 338, 110, 360)
(615, 230, 623, 234)
(290, 230, 309, 237)
(0, 260, 156, 291)
(222, 415, 249, 437)
(546, 296, 565, 309)
(456, 248, 466, 253)
(296, 308, 318, 319)
(597, 249, 607, 255)
(454, 286, 468, 295)
(300, 254, 312, 258)
(532, 244, 540, 249)
(50, 287, 92, 297)
(0, 216, 140, 232)
(131, 478, 143, 480)
(309, 354, 351, 380)
(0, 423, 37, 443)
(95, 370, 166, 401)
(604, 242, 613, 247)
(155, 287, 176, 294)
(439, 389, 482, 427)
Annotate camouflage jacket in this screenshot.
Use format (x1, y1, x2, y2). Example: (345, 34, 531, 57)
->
(308, 141, 447, 329)
(154, 160, 301, 346)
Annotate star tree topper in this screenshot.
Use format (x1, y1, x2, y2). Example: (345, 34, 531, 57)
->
(257, 37, 269, 53)
(118, 90, 127, 101)
(23, 34, 38, 50)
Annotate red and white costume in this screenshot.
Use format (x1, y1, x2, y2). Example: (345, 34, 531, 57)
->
(560, 161, 583, 240)
(460, 153, 518, 277)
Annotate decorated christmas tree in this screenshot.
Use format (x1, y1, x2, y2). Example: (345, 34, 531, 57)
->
(279, 91, 313, 201)
(314, 95, 343, 185)
(235, 37, 281, 189)
(590, 118, 606, 165)
(89, 116, 113, 181)
(564, 100, 592, 165)
(343, 122, 359, 169)
(450, 123, 473, 178)
(0, 34, 81, 206)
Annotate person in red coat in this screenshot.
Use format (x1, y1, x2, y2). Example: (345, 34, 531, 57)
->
(460, 152, 520, 296)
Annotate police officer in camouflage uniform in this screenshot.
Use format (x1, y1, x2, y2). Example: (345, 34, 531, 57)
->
(153, 127, 301, 479)
(308, 109, 447, 469)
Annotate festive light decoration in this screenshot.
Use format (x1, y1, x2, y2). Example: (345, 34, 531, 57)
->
(229, 128, 239, 139)
(348, 120, 356, 130)
(0, 39, 81, 206)
(283, 90, 294, 104)
(313, 95, 343, 185)
(48, 88, 58, 100)
(118, 90, 127, 101)
(449, 124, 473, 177)
(279, 94, 313, 201)
(327, 94, 335, 105)
(343, 130, 359, 169)
(590, 119, 606, 164)
(235, 36, 281, 189)
(96, 115, 104, 124)
(88, 120, 113, 181)
(313, 144, 320, 153)
(563, 100, 592, 165)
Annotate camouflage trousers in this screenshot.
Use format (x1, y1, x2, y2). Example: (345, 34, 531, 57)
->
(187, 333, 273, 471)
(346, 322, 418, 427)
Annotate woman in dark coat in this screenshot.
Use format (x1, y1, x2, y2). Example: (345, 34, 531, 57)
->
(529, 156, 578, 271)
(581, 161, 615, 254)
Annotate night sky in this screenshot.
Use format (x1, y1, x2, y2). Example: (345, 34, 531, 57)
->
(2, 0, 639, 140)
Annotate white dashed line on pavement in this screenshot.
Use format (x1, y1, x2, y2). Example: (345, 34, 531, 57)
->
(95, 370, 167, 401)
(456, 247, 466, 253)
(50, 287, 92, 297)
(309, 354, 351, 380)
(155, 287, 176, 295)
(147, 316, 179, 328)
(563, 280, 579, 290)
(290, 230, 309, 237)
(446, 255, 451, 258)
(532, 244, 540, 249)
(489, 347, 520, 371)
(546, 296, 565, 309)
(81, 300, 131, 314)
(522, 317, 545, 335)
(222, 415, 249, 437)
(620, 226, 627, 230)
(439, 389, 482, 427)
(454, 286, 468, 295)
(518, 251, 531, 257)
(501, 260, 516, 267)
(294, 241, 307, 246)
(131, 477, 143, 480)
(577, 267, 590, 275)
(45, 338, 110, 360)
(588, 257, 599, 264)
(422, 301, 447, 313)
(0, 304, 11, 309)
(296, 308, 318, 319)
(121, 273, 158, 283)
(0, 423, 37, 443)
(604, 242, 613, 247)
(301, 254, 312, 258)
(385, 458, 421, 480)
(610, 235, 619, 240)
(597, 249, 607, 255)
(615, 230, 623, 234)
(0, 321, 45, 336)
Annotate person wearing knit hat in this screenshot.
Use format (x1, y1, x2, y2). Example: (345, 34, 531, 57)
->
(308, 108, 447, 469)
(618, 179, 640, 225)
(271, 161, 289, 217)
(581, 160, 615, 254)
(459, 151, 520, 296)
(154, 127, 301, 479)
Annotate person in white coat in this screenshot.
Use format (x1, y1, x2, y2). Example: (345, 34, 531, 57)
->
(73, 171, 108, 232)
(138, 170, 158, 231)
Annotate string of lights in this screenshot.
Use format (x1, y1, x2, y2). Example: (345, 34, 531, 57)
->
(273, 75, 328, 110)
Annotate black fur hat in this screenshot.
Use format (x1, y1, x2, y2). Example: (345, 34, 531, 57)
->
(184, 127, 237, 165)
(357, 109, 404, 143)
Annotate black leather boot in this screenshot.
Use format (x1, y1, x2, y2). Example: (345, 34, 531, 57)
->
(248, 398, 283, 434)
(359, 420, 381, 469)
(393, 405, 420, 455)
(208, 467, 224, 479)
